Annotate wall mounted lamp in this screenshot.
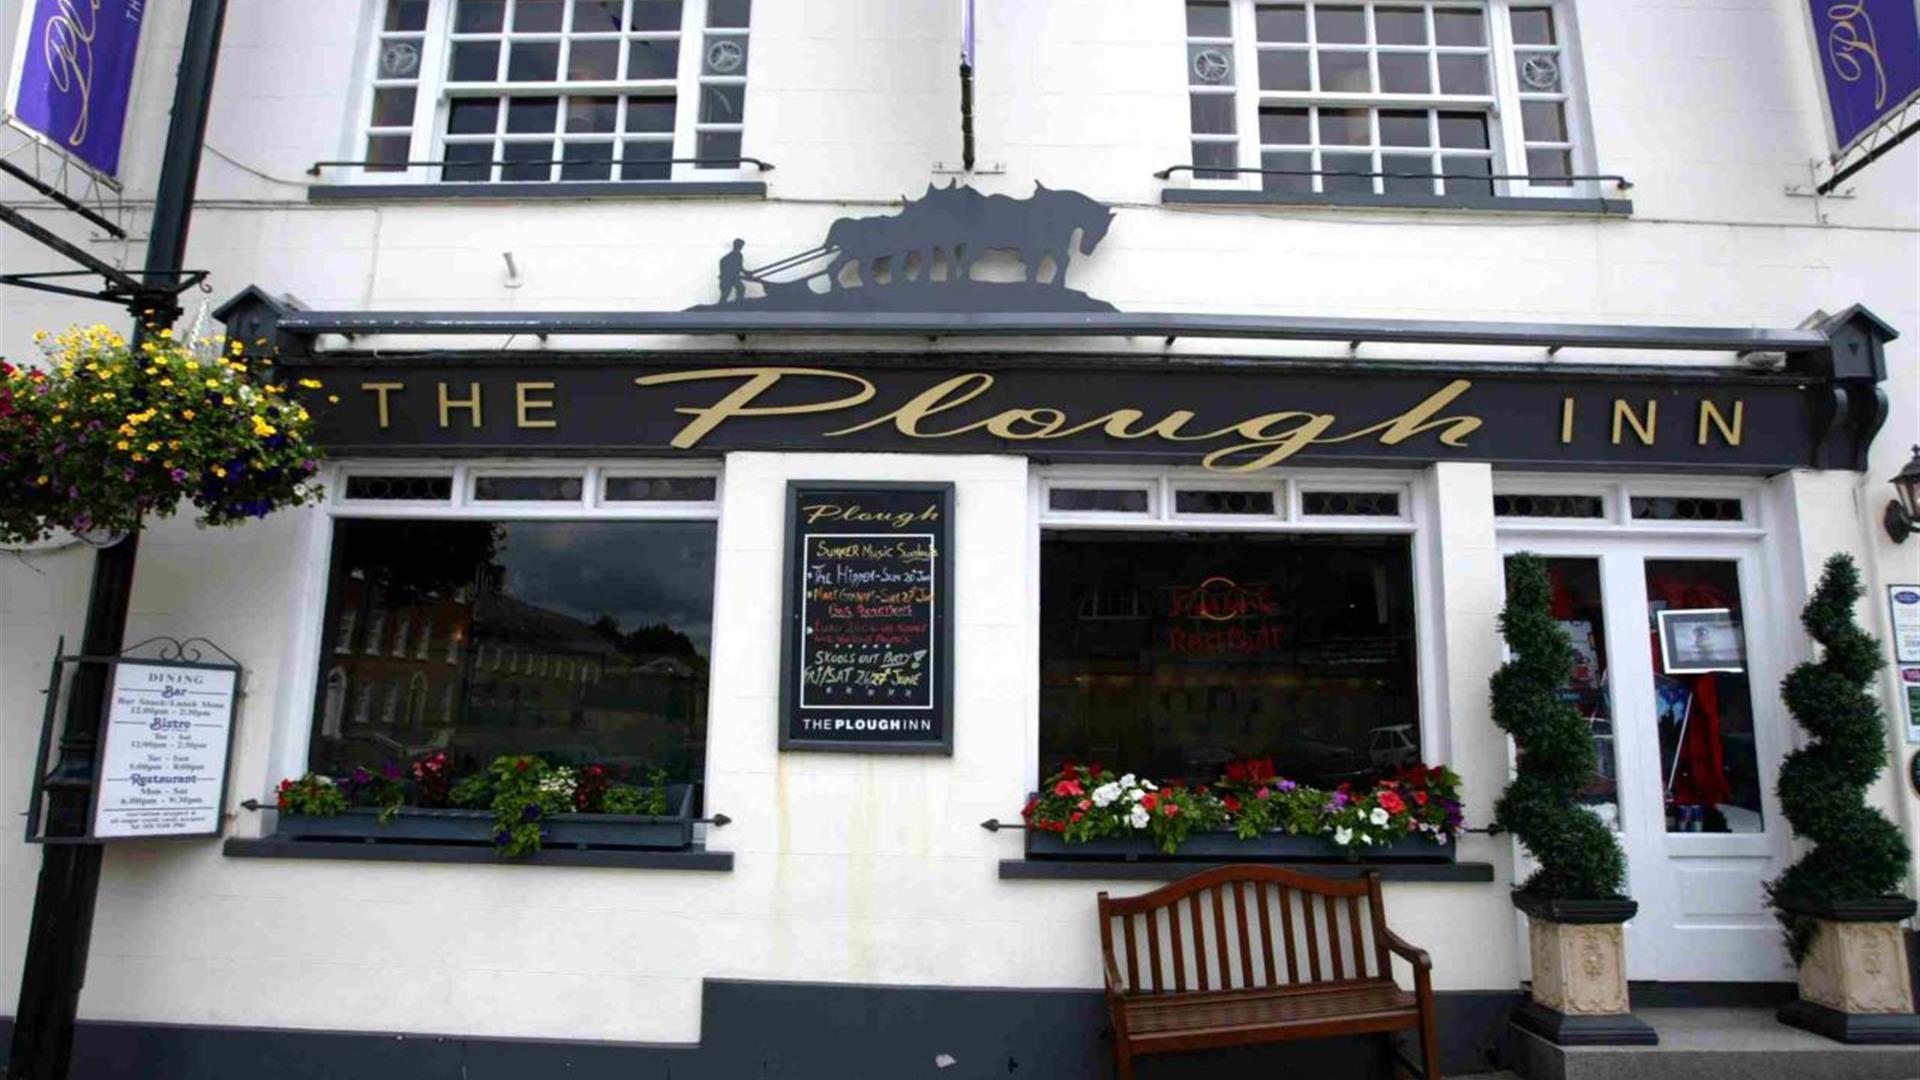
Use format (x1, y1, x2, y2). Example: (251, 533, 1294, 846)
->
(1886, 445, 1920, 543)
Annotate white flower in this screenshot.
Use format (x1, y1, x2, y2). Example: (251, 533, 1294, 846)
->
(1129, 788, 1146, 802)
(1091, 783, 1120, 808)
(1369, 807, 1390, 827)
(1119, 773, 1136, 788)
(1129, 806, 1151, 829)
(1434, 832, 1449, 845)
(1333, 826, 1354, 846)
(315, 775, 335, 787)
(1359, 833, 1372, 845)
(1140, 780, 1158, 792)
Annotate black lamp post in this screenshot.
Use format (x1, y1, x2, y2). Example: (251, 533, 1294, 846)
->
(1886, 446, 1920, 544)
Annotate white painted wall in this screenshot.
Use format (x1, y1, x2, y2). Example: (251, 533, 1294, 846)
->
(2, 0, 1915, 1044)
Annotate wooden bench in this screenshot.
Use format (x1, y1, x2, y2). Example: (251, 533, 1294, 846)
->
(1098, 865, 1440, 1079)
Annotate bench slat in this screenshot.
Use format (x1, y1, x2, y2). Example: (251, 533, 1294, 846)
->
(1302, 892, 1323, 982)
(1169, 902, 1187, 992)
(1123, 909, 1141, 992)
(1188, 892, 1208, 991)
(1234, 880, 1254, 988)
(1255, 882, 1276, 987)
(1211, 886, 1231, 989)
(1326, 895, 1346, 981)
(1147, 907, 1164, 992)
(1278, 886, 1300, 984)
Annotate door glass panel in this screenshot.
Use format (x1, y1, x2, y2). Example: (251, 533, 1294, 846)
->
(1527, 557, 1620, 829)
(1644, 559, 1760, 833)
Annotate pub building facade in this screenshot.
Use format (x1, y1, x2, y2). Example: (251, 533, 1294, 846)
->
(3, 0, 1918, 1076)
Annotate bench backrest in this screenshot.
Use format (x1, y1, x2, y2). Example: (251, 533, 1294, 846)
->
(1098, 866, 1391, 995)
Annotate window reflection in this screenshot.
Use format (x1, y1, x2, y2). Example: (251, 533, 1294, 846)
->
(1529, 557, 1620, 829)
(1646, 559, 1760, 833)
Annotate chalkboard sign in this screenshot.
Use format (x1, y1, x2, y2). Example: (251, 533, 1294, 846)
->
(780, 482, 954, 753)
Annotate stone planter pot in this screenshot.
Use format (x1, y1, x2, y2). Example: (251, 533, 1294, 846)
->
(274, 784, 698, 851)
(1510, 893, 1658, 1046)
(1775, 895, 1920, 1044)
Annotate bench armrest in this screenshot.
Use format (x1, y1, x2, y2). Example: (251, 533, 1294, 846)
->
(1379, 926, 1431, 970)
(1101, 950, 1125, 1000)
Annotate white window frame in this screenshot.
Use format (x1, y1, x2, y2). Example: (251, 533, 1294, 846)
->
(258, 457, 723, 813)
(1491, 474, 1765, 539)
(346, 0, 751, 186)
(1026, 466, 1443, 791)
(1181, 0, 1600, 200)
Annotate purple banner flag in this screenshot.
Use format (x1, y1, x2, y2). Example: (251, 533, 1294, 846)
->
(6, 0, 147, 179)
(1808, 1, 1920, 151)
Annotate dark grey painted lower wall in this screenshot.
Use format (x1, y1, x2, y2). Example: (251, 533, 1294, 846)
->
(0, 981, 1521, 1079)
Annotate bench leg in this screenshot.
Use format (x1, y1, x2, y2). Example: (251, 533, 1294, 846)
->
(1419, 1010, 1442, 1079)
(1113, 1040, 1135, 1080)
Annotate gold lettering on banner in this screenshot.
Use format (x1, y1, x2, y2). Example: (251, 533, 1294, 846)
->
(1561, 397, 1576, 444)
(633, 367, 1486, 472)
(1826, 3, 1889, 109)
(515, 381, 557, 429)
(438, 381, 482, 428)
(361, 382, 405, 429)
(1612, 399, 1656, 446)
(634, 367, 877, 448)
(40, 0, 101, 148)
(1697, 400, 1744, 447)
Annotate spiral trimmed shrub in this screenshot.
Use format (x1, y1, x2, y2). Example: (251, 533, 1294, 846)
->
(1766, 554, 1910, 960)
(1493, 553, 1627, 899)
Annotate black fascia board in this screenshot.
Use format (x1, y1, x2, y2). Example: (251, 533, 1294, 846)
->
(264, 308, 1833, 357)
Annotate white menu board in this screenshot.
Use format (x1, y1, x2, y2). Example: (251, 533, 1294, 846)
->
(91, 662, 238, 839)
(1889, 585, 1920, 665)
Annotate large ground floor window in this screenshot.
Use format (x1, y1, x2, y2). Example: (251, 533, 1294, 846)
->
(1039, 530, 1419, 787)
(310, 518, 717, 788)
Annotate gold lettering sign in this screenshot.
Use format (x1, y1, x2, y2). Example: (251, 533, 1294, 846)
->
(438, 381, 482, 429)
(362, 382, 404, 429)
(1697, 400, 1743, 447)
(516, 381, 557, 429)
(1612, 399, 1656, 446)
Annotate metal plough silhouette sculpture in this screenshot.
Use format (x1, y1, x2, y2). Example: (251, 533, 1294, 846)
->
(695, 180, 1117, 313)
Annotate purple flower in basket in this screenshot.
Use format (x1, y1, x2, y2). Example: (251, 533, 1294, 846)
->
(493, 830, 510, 846)
(1276, 779, 1297, 792)
(350, 765, 372, 787)
(521, 804, 542, 822)
(381, 762, 403, 781)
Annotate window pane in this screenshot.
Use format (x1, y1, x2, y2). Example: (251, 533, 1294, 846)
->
(629, 0, 682, 31)
(367, 134, 412, 172)
(371, 87, 417, 127)
(473, 475, 583, 501)
(569, 38, 620, 79)
(377, 35, 425, 79)
(442, 141, 493, 181)
(702, 83, 746, 123)
(1190, 92, 1236, 134)
(508, 41, 561, 81)
(1186, 0, 1232, 37)
(449, 97, 500, 134)
(1374, 6, 1427, 45)
(1320, 150, 1373, 193)
(1378, 52, 1430, 94)
(604, 476, 718, 502)
(1314, 4, 1366, 44)
(1646, 560, 1760, 833)
(572, 0, 625, 31)
(1526, 147, 1572, 185)
(696, 129, 742, 168)
(1381, 153, 1432, 195)
(1301, 490, 1400, 516)
(1174, 489, 1275, 515)
(1038, 532, 1419, 788)
(1516, 51, 1563, 92)
(385, 0, 429, 33)
(1437, 53, 1488, 94)
(620, 139, 673, 179)
(1260, 149, 1313, 192)
(559, 140, 614, 179)
(567, 95, 618, 132)
(1191, 139, 1239, 180)
(1521, 557, 1621, 828)
(1259, 106, 1310, 144)
(1433, 9, 1485, 46)
(1522, 100, 1566, 142)
(343, 475, 453, 501)
(1317, 107, 1369, 145)
(626, 95, 677, 131)
(1190, 42, 1235, 86)
(702, 34, 748, 76)
(502, 140, 554, 181)
(1378, 108, 1430, 146)
(707, 0, 751, 28)
(1631, 496, 1745, 522)
(1511, 7, 1557, 45)
(308, 520, 717, 786)
(449, 41, 501, 81)
(506, 95, 559, 133)
(1440, 154, 1492, 196)
(1253, 4, 1306, 42)
(513, 0, 566, 31)
(1437, 110, 1488, 148)
(1048, 488, 1149, 513)
(1318, 50, 1372, 93)
(454, 0, 505, 33)
(628, 38, 680, 78)
(1255, 49, 1308, 90)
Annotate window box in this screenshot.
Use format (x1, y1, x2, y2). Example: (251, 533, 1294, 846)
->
(275, 783, 697, 850)
(1023, 810, 1456, 864)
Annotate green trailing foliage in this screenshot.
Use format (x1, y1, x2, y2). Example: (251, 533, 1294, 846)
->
(1492, 554, 1627, 900)
(1766, 554, 1910, 961)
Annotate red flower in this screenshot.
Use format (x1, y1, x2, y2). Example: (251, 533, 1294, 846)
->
(277, 778, 292, 792)
(1162, 802, 1179, 817)
(1070, 811, 1084, 823)
(515, 758, 531, 773)
(1246, 756, 1276, 782)
(1021, 796, 1039, 820)
(1223, 795, 1242, 813)
(1141, 793, 1159, 812)
(1414, 791, 1429, 806)
(1224, 760, 1249, 783)
(1054, 778, 1085, 797)
(1377, 790, 1406, 815)
(1077, 799, 1092, 811)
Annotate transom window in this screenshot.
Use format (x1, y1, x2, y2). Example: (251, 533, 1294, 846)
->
(1182, 1, 1591, 198)
(359, 0, 750, 184)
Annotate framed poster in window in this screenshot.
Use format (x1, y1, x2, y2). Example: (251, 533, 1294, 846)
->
(779, 482, 954, 753)
(1656, 608, 1746, 674)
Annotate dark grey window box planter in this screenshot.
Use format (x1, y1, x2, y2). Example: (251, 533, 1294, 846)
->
(273, 784, 696, 851)
(1023, 826, 1456, 864)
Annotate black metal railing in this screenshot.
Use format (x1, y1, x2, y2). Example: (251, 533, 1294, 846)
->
(307, 155, 775, 177)
(1154, 162, 1632, 189)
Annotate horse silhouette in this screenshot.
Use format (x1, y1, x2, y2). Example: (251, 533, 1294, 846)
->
(822, 181, 1114, 289)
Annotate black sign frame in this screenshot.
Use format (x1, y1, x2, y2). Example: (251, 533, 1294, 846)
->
(779, 481, 955, 754)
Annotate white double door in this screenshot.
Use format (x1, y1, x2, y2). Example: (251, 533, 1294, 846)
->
(1500, 537, 1797, 983)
